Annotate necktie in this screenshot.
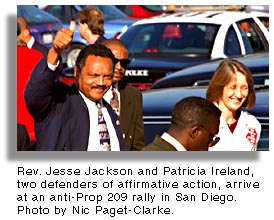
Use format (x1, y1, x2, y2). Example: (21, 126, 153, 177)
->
(96, 102, 111, 151)
(110, 87, 120, 116)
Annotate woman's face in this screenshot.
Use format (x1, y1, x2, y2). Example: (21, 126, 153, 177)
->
(219, 71, 249, 112)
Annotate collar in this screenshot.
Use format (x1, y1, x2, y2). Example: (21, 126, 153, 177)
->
(27, 36, 35, 49)
(79, 90, 99, 107)
(161, 132, 187, 151)
(112, 82, 119, 90)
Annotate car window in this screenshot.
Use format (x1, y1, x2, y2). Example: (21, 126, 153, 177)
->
(128, 24, 156, 52)
(70, 6, 80, 21)
(257, 17, 269, 31)
(115, 5, 133, 16)
(42, 5, 66, 23)
(224, 26, 241, 56)
(237, 19, 268, 53)
(17, 5, 60, 24)
(141, 5, 165, 12)
(121, 23, 219, 55)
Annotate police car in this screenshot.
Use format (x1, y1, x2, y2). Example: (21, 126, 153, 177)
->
(118, 6, 269, 90)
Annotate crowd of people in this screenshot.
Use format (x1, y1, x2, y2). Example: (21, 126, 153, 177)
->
(17, 7, 261, 151)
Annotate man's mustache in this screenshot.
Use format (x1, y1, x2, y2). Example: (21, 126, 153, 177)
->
(91, 85, 107, 90)
(114, 70, 124, 75)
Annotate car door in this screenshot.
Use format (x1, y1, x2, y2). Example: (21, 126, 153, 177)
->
(236, 18, 269, 53)
(257, 16, 269, 31)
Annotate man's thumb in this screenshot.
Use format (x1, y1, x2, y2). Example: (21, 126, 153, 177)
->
(69, 20, 76, 32)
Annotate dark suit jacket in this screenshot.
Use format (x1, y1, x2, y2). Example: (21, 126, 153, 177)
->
(95, 35, 107, 45)
(32, 40, 48, 55)
(118, 81, 145, 151)
(141, 135, 177, 151)
(24, 56, 125, 151)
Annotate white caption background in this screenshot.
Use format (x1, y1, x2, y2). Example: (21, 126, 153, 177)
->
(1, 1, 273, 220)
(3, 159, 272, 220)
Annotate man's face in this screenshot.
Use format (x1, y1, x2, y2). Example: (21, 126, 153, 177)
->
(75, 55, 113, 101)
(193, 117, 220, 151)
(184, 116, 220, 151)
(107, 44, 129, 83)
(78, 22, 86, 39)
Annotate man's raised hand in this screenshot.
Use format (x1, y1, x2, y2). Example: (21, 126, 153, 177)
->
(52, 20, 76, 55)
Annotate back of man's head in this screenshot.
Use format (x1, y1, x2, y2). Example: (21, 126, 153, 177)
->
(17, 16, 31, 43)
(170, 96, 221, 130)
(169, 96, 221, 150)
(17, 21, 21, 36)
(17, 16, 29, 32)
(78, 7, 105, 36)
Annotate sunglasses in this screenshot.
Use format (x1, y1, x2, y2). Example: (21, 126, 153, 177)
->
(199, 125, 220, 146)
(115, 58, 131, 68)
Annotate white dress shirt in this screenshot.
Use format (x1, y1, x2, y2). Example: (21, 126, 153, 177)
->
(27, 36, 35, 49)
(79, 92, 120, 151)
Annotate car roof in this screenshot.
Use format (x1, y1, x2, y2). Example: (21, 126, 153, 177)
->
(167, 52, 268, 77)
(150, 52, 269, 89)
(132, 10, 269, 26)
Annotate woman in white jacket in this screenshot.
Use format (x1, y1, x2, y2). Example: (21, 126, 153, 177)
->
(206, 59, 261, 151)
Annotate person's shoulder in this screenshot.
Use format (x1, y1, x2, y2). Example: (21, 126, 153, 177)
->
(96, 36, 107, 44)
(128, 85, 142, 94)
(141, 144, 161, 151)
(121, 83, 142, 95)
(241, 110, 259, 119)
(241, 111, 261, 128)
(142, 135, 175, 151)
(17, 46, 44, 71)
(33, 40, 49, 55)
(17, 46, 43, 58)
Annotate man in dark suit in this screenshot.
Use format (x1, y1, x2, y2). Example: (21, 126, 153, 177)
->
(17, 16, 48, 55)
(142, 96, 221, 151)
(24, 21, 124, 151)
(102, 39, 145, 151)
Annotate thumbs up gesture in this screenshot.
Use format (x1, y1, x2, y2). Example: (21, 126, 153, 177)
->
(52, 20, 76, 54)
(69, 20, 76, 32)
